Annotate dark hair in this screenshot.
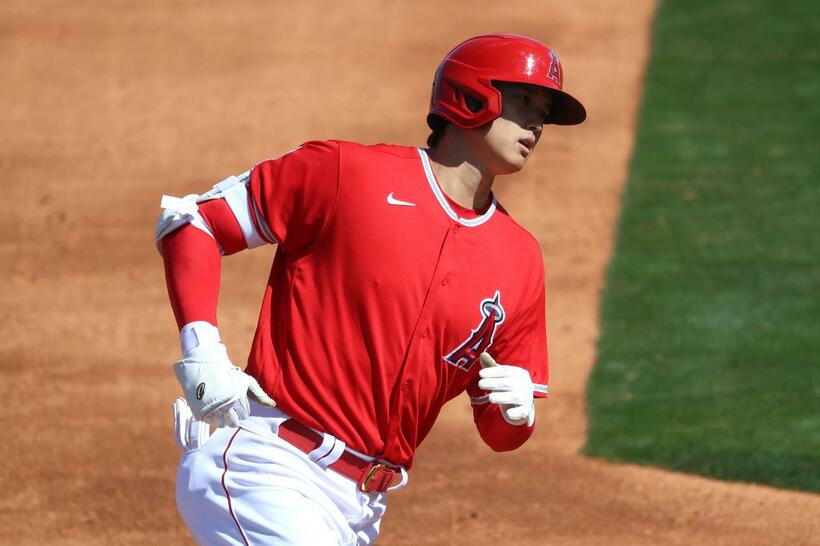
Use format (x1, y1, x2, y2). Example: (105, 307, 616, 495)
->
(426, 114, 448, 148)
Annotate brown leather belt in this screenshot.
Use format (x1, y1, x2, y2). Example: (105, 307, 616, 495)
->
(277, 419, 399, 493)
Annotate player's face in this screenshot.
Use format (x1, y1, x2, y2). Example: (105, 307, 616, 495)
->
(471, 83, 551, 175)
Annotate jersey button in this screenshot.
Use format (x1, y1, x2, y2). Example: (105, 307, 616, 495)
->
(401, 382, 409, 392)
(441, 277, 449, 286)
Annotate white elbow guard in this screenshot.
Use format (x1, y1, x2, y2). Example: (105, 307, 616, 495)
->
(154, 193, 215, 252)
(154, 170, 272, 253)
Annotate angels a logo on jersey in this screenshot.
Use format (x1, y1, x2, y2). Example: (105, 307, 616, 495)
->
(444, 290, 505, 371)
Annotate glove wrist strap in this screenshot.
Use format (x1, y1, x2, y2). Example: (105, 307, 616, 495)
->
(180, 321, 221, 356)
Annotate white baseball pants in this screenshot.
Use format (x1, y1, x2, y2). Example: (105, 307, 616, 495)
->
(176, 404, 388, 545)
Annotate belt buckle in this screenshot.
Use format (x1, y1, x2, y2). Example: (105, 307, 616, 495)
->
(358, 462, 394, 493)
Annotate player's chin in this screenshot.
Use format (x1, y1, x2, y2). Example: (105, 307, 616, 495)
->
(488, 147, 529, 175)
(499, 153, 528, 174)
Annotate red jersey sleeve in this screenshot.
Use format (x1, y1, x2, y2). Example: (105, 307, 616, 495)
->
(247, 140, 341, 253)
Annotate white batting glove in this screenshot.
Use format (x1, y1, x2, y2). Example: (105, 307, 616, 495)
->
(478, 352, 536, 427)
(173, 398, 211, 451)
(173, 342, 276, 428)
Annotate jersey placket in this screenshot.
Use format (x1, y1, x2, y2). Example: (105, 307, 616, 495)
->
(383, 222, 462, 461)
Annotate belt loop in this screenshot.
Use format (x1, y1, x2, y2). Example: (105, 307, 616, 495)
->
(310, 434, 346, 468)
(308, 433, 336, 464)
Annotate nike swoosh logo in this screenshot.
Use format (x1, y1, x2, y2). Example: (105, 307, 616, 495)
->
(387, 192, 416, 207)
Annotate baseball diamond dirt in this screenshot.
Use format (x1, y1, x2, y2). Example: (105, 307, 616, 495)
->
(1, 0, 819, 544)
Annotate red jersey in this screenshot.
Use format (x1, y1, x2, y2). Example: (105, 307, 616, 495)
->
(242, 140, 548, 468)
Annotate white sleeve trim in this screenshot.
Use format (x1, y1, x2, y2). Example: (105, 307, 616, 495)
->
(533, 383, 549, 396)
(250, 194, 277, 243)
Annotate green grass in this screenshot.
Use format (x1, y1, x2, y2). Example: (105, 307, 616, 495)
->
(583, 0, 820, 492)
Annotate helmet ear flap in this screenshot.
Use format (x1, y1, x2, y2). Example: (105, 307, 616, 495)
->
(431, 62, 502, 128)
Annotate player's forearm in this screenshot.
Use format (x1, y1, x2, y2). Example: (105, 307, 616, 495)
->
(161, 224, 222, 329)
(158, 195, 252, 330)
(473, 402, 535, 452)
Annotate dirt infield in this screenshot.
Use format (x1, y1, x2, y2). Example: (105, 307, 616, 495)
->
(2, 0, 818, 544)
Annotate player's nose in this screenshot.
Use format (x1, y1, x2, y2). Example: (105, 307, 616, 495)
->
(526, 122, 543, 141)
(524, 114, 544, 137)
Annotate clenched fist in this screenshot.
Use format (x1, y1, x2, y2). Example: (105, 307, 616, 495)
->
(478, 352, 535, 426)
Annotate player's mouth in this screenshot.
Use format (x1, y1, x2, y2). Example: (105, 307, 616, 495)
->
(518, 136, 535, 157)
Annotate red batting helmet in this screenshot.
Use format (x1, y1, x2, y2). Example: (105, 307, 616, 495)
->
(428, 34, 586, 129)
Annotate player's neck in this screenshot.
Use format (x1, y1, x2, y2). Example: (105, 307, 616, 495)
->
(426, 146, 494, 212)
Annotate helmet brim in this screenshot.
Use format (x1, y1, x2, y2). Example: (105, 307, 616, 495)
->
(488, 79, 587, 126)
(547, 89, 587, 125)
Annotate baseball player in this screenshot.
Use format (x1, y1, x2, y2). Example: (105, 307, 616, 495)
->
(156, 33, 585, 545)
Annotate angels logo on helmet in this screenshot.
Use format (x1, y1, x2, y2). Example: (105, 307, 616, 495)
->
(547, 51, 562, 85)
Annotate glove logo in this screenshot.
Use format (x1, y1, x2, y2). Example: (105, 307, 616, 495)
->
(196, 382, 206, 400)
(443, 290, 505, 371)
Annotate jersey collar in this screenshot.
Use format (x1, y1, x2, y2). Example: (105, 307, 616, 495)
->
(417, 148, 497, 227)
